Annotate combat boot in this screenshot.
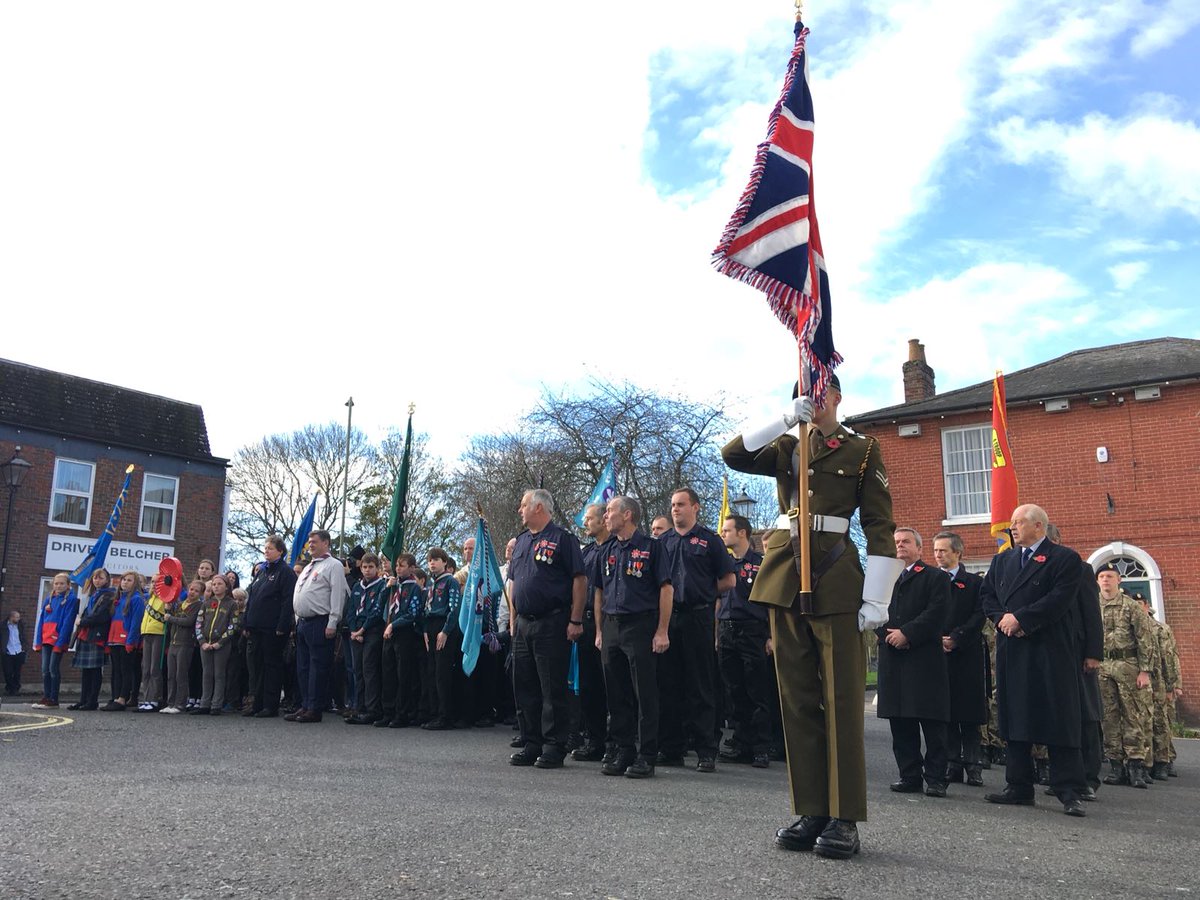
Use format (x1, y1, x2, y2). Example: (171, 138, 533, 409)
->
(965, 764, 984, 787)
(1102, 759, 1128, 785)
(1128, 760, 1149, 789)
(1035, 759, 1050, 785)
(1150, 762, 1170, 781)
(945, 762, 964, 783)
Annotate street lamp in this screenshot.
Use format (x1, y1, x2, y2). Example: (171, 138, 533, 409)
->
(0, 446, 33, 619)
(730, 489, 757, 520)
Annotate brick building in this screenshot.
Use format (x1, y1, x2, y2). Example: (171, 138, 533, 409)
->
(0, 358, 228, 686)
(845, 337, 1200, 720)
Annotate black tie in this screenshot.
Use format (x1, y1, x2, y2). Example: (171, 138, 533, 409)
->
(1020, 547, 1032, 569)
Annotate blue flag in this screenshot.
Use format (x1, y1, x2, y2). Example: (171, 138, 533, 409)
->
(568, 642, 580, 696)
(574, 449, 618, 528)
(289, 495, 318, 567)
(459, 516, 505, 676)
(70, 465, 134, 586)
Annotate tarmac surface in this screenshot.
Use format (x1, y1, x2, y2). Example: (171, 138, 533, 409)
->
(2, 698, 1197, 900)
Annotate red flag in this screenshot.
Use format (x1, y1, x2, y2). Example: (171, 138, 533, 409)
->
(990, 372, 1019, 552)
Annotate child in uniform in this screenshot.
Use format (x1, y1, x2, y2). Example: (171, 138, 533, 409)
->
(70, 568, 114, 711)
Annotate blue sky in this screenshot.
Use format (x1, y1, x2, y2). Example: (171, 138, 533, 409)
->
(1, 1, 1198, 463)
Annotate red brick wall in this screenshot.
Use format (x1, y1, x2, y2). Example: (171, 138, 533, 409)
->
(860, 382, 1200, 721)
(0, 438, 226, 689)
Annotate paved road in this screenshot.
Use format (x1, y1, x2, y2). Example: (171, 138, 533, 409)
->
(2, 702, 1197, 899)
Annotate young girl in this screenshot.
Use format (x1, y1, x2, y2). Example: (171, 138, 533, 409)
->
(186, 559, 216, 710)
(224, 587, 248, 712)
(161, 579, 204, 714)
(135, 585, 170, 712)
(31, 573, 78, 709)
(69, 568, 115, 711)
(102, 571, 144, 711)
(193, 575, 237, 715)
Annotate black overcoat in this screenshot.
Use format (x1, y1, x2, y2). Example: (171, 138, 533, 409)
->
(944, 568, 987, 724)
(1073, 558, 1104, 723)
(980, 541, 1082, 747)
(876, 561, 950, 721)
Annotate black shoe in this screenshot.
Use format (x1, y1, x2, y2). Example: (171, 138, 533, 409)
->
(602, 752, 633, 776)
(624, 756, 655, 779)
(534, 754, 565, 769)
(965, 766, 984, 787)
(509, 749, 539, 767)
(1081, 786, 1097, 801)
(655, 752, 685, 767)
(813, 819, 860, 860)
(388, 718, 410, 729)
(1063, 798, 1086, 817)
(474, 716, 496, 728)
(697, 756, 716, 773)
(422, 719, 451, 731)
(347, 714, 380, 725)
(946, 764, 964, 784)
(242, 707, 261, 717)
(752, 753, 770, 769)
(890, 780, 922, 793)
(719, 746, 752, 763)
(572, 744, 605, 761)
(189, 707, 211, 716)
(283, 709, 307, 722)
(925, 783, 948, 798)
(254, 710, 277, 718)
(67, 702, 83, 710)
(510, 735, 525, 748)
(775, 815, 830, 852)
(985, 787, 1034, 805)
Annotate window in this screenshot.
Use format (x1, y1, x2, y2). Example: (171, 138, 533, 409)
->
(941, 425, 991, 522)
(49, 458, 95, 529)
(139, 473, 179, 539)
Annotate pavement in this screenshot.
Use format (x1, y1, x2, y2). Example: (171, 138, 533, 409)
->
(1, 701, 1197, 900)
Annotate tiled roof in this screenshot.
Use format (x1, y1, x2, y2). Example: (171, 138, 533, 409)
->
(846, 337, 1200, 425)
(0, 357, 225, 463)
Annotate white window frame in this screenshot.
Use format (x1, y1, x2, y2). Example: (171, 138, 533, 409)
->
(138, 472, 179, 540)
(940, 424, 992, 526)
(48, 458, 95, 531)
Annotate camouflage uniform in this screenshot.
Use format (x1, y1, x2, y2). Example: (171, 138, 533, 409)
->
(1099, 590, 1156, 786)
(1164, 627, 1181, 770)
(981, 618, 1005, 763)
(1147, 616, 1181, 779)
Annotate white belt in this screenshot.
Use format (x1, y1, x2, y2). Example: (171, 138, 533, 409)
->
(775, 513, 850, 534)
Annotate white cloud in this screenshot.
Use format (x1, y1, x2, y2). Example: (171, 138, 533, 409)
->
(1103, 238, 1182, 254)
(1131, 0, 1200, 57)
(1107, 260, 1150, 290)
(992, 112, 1200, 220)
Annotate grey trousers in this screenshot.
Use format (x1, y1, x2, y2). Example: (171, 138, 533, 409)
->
(200, 644, 232, 710)
(140, 634, 165, 705)
(166, 644, 194, 709)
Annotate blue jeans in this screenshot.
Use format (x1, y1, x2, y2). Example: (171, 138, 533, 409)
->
(41, 648, 64, 701)
(295, 616, 333, 714)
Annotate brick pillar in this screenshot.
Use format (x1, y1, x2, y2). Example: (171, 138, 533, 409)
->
(902, 339, 936, 403)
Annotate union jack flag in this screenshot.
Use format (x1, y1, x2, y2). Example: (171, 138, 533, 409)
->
(712, 22, 840, 400)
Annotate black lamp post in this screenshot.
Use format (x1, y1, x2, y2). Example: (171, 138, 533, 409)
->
(0, 446, 34, 621)
(730, 489, 757, 520)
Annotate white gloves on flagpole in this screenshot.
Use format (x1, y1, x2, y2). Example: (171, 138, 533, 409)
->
(858, 555, 905, 631)
(742, 397, 816, 452)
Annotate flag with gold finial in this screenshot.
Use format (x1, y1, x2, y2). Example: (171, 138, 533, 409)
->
(69, 464, 135, 586)
(718, 475, 732, 532)
(990, 371, 1019, 552)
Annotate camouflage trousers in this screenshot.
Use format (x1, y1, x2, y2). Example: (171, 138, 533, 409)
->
(1099, 662, 1152, 762)
(1167, 695, 1178, 762)
(1151, 690, 1175, 764)
(982, 622, 1004, 751)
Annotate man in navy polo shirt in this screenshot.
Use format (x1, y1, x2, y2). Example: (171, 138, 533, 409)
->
(657, 488, 737, 772)
(508, 488, 588, 769)
(594, 495, 673, 779)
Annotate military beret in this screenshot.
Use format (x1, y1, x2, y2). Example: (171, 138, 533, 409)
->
(1095, 561, 1119, 574)
(792, 372, 841, 399)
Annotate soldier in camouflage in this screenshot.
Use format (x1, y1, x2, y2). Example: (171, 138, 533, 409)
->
(1096, 562, 1156, 789)
(1135, 593, 1181, 781)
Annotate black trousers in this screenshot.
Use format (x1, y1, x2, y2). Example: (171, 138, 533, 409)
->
(109, 645, 130, 701)
(657, 603, 718, 758)
(246, 630, 287, 714)
(601, 611, 660, 758)
(947, 721, 983, 768)
(423, 617, 461, 723)
(80, 667, 104, 707)
(513, 610, 571, 756)
(717, 619, 772, 754)
(2, 652, 25, 693)
(351, 625, 384, 716)
(1006, 739, 1085, 800)
(576, 617, 608, 747)
(889, 717, 949, 785)
(382, 626, 423, 722)
(188, 645, 203, 700)
(1081, 721, 1103, 791)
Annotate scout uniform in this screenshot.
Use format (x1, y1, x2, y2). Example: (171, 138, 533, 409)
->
(422, 572, 462, 728)
(722, 420, 897, 824)
(346, 575, 389, 722)
(380, 578, 424, 727)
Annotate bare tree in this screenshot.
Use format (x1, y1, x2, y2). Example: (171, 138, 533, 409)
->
(226, 423, 376, 568)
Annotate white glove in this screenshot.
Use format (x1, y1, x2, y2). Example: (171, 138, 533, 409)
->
(857, 597, 889, 632)
(743, 398, 817, 452)
(784, 397, 815, 428)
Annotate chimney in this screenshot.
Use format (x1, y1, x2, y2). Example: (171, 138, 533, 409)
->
(903, 339, 936, 403)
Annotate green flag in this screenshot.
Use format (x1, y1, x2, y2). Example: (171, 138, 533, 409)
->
(381, 409, 414, 563)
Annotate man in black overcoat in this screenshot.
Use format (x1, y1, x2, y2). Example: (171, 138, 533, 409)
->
(980, 504, 1086, 817)
(933, 531, 987, 787)
(877, 528, 951, 797)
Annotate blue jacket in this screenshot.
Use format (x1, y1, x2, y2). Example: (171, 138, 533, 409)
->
(346, 577, 388, 632)
(38, 590, 79, 651)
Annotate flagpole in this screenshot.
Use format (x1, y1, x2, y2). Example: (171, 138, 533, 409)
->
(797, 352, 813, 600)
(341, 397, 354, 558)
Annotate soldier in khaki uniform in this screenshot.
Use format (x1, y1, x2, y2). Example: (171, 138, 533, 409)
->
(1135, 594, 1180, 781)
(723, 374, 902, 860)
(1096, 562, 1156, 788)
(1162, 624, 1183, 776)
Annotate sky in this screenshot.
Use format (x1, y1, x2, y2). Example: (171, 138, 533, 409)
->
(2, 0, 1198, 466)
